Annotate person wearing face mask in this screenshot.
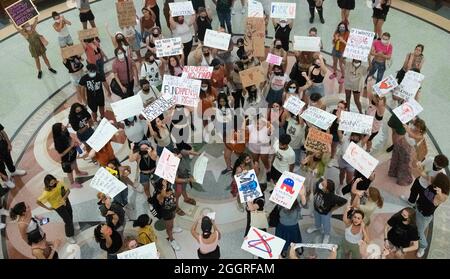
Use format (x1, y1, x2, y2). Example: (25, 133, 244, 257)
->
(388, 128, 413, 186)
(122, 116, 148, 147)
(329, 21, 349, 84)
(372, 0, 391, 40)
(269, 40, 288, 71)
(140, 51, 162, 90)
(199, 80, 218, 124)
(384, 207, 419, 259)
(236, 38, 246, 60)
(149, 115, 172, 156)
(338, 133, 363, 189)
(170, 14, 195, 65)
(267, 65, 288, 105)
(213, 0, 233, 34)
(307, 0, 325, 24)
(112, 47, 138, 99)
(210, 59, 227, 91)
(83, 37, 107, 77)
(68, 103, 95, 150)
(129, 140, 158, 198)
(307, 55, 327, 100)
(105, 21, 141, 62)
(229, 61, 244, 108)
(344, 59, 368, 113)
(338, 207, 369, 258)
(308, 27, 323, 52)
(63, 54, 85, 104)
(52, 12, 73, 48)
(11, 18, 57, 79)
(145, 26, 163, 53)
(79, 64, 111, 122)
(76, 0, 96, 29)
(289, 51, 314, 90)
(396, 44, 425, 84)
(138, 79, 157, 106)
(142, 0, 161, 28)
(367, 32, 392, 83)
(196, 7, 212, 42)
(272, 18, 293, 52)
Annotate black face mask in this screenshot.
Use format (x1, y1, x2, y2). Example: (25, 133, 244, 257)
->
(203, 52, 210, 57)
(142, 87, 150, 92)
(350, 138, 360, 144)
(274, 72, 283, 76)
(401, 216, 408, 222)
(152, 33, 159, 37)
(140, 150, 148, 156)
(275, 45, 282, 49)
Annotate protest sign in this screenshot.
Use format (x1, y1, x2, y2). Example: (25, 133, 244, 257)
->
(61, 44, 84, 59)
(339, 111, 374, 135)
(235, 169, 262, 203)
(269, 172, 305, 209)
(270, 2, 296, 19)
(266, 53, 283, 66)
(154, 37, 183, 58)
(248, 0, 264, 17)
(111, 95, 144, 122)
(372, 75, 398, 96)
(181, 66, 213, 79)
(300, 107, 337, 130)
(168, 1, 195, 17)
(117, 243, 158, 259)
(116, 1, 136, 28)
(161, 75, 201, 107)
(5, 0, 39, 27)
(242, 227, 286, 259)
(203, 29, 231, 51)
(155, 148, 181, 184)
(239, 66, 266, 88)
(293, 243, 337, 251)
(283, 96, 305, 116)
(393, 71, 424, 101)
(141, 97, 175, 122)
(86, 118, 118, 152)
(78, 28, 99, 42)
(343, 28, 375, 61)
(206, 212, 216, 220)
(343, 142, 379, 178)
(293, 36, 321, 52)
(392, 99, 423, 124)
(89, 167, 127, 198)
(193, 153, 208, 185)
(245, 17, 266, 57)
(304, 127, 332, 153)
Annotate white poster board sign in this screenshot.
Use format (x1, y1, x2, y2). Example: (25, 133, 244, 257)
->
(235, 169, 263, 203)
(89, 167, 127, 198)
(270, 2, 296, 19)
(269, 172, 305, 209)
(343, 28, 375, 61)
(203, 29, 231, 51)
(393, 71, 425, 101)
(293, 243, 337, 251)
(193, 153, 208, 185)
(242, 227, 286, 259)
(141, 97, 175, 122)
(283, 96, 305, 116)
(372, 75, 398, 96)
(266, 53, 283, 66)
(86, 118, 118, 152)
(155, 37, 183, 58)
(111, 95, 144, 122)
(300, 106, 337, 130)
(392, 99, 423, 124)
(161, 75, 201, 107)
(293, 36, 321, 52)
(168, 1, 194, 17)
(343, 142, 379, 178)
(117, 243, 158, 259)
(181, 66, 213, 79)
(338, 111, 374, 135)
(248, 0, 264, 17)
(154, 148, 181, 184)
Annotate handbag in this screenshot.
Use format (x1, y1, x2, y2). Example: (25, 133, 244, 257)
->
(39, 35, 48, 47)
(250, 211, 269, 229)
(415, 138, 428, 162)
(268, 205, 280, 227)
(110, 78, 127, 98)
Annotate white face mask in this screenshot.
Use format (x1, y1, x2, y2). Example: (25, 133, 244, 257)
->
(279, 22, 287, 28)
(288, 88, 296, 93)
(353, 62, 361, 67)
(201, 86, 208, 91)
(88, 72, 96, 78)
(25, 26, 32, 31)
(381, 39, 389, 45)
(118, 53, 125, 60)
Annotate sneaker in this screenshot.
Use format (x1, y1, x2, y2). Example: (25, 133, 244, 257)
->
(37, 71, 42, 79)
(0, 208, 9, 216)
(322, 234, 330, 244)
(10, 169, 26, 176)
(309, 16, 314, 23)
(386, 145, 394, 152)
(5, 180, 15, 189)
(400, 195, 414, 207)
(319, 17, 325, 24)
(66, 237, 77, 244)
(173, 227, 183, 233)
(306, 226, 319, 234)
(329, 73, 337, 80)
(416, 248, 425, 258)
(0, 223, 5, 229)
(70, 182, 83, 189)
(170, 239, 181, 251)
(49, 68, 57, 74)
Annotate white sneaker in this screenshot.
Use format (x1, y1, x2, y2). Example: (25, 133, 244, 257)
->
(66, 237, 77, 244)
(173, 227, 183, 233)
(400, 195, 414, 206)
(10, 169, 26, 176)
(0, 208, 9, 216)
(322, 235, 330, 244)
(416, 248, 425, 258)
(306, 226, 319, 234)
(231, 9, 236, 15)
(170, 239, 181, 251)
(0, 223, 5, 229)
(5, 180, 15, 189)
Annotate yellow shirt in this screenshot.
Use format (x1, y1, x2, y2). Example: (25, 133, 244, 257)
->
(137, 225, 157, 245)
(37, 181, 68, 209)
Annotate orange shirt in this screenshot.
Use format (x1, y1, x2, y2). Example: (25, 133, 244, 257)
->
(333, 31, 349, 53)
(211, 67, 226, 89)
(95, 142, 115, 166)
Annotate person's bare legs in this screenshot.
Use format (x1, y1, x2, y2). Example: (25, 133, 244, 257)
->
(76, 85, 86, 104)
(377, 20, 384, 39)
(67, 172, 75, 184)
(42, 53, 52, 68)
(372, 18, 378, 36)
(339, 57, 345, 78)
(165, 218, 174, 241)
(345, 90, 352, 111)
(339, 168, 346, 186)
(72, 161, 87, 176)
(98, 106, 105, 119)
(346, 170, 354, 185)
(331, 141, 339, 159)
(260, 154, 271, 172)
(89, 20, 96, 28)
(82, 21, 88, 30)
(353, 92, 362, 113)
(224, 146, 232, 170)
(332, 56, 338, 76)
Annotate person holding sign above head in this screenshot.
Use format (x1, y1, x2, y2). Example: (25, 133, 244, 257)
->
(351, 185, 384, 226)
(307, 0, 325, 24)
(11, 18, 57, 79)
(105, 22, 142, 63)
(142, 0, 161, 28)
(191, 215, 221, 259)
(51, 12, 73, 48)
(76, 0, 96, 30)
(272, 18, 293, 52)
(195, 7, 212, 43)
(169, 13, 195, 65)
(329, 21, 350, 84)
(343, 59, 368, 113)
(337, 206, 369, 259)
(367, 32, 392, 83)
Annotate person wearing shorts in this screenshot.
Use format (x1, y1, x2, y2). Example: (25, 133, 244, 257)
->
(372, 0, 391, 39)
(77, 0, 96, 29)
(173, 146, 198, 216)
(63, 55, 85, 104)
(52, 12, 74, 48)
(337, 0, 355, 22)
(338, 133, 362, 189)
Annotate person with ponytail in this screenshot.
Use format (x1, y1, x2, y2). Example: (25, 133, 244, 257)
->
(191, 216, 221, 259)
(133, 214, 157, 245)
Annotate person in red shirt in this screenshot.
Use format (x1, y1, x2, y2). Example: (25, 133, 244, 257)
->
(367, 32, 393, 83)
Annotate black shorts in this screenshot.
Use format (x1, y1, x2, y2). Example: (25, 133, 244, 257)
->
(372, 6, 390, 21)
(338, 0, 355, 10)
(87, 92, 105, 112)
(269, 167, 283, 183)
(79, 10, 95, 23)
(368, 131, 379, 141)
(61, 161, 74, 173)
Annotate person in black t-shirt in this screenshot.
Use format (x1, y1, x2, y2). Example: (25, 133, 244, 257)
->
(341, 170, 375, 196)
(384, 207, 419, 259)
(272, 18, 293, 52)
(68, 103, 95, 150)
(195, 7, 212, 42)
(97, 193, 126, 239)
(94, 223, 123, 259)
(0, 124, 26, 190)
(63, 55, 85, 104)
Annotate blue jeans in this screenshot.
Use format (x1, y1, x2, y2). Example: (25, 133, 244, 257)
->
(415, 209, 433, 249)
(367, 60, 386, 83)
(217, 10, 232, 34)
(313, 210, 332, 235)
(293, 148, 302, 166)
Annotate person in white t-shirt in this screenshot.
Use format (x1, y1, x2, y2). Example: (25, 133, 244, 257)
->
(269, 134, 295, 184)
(122, 116, 148, 147)
(140, 52, 162, 89)
(138, 79, 160, 107)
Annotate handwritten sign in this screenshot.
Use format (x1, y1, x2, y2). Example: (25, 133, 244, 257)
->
(293, 243, 337, 251)
(392, 99, 423, 124)
(393, 71, 424, 101)
(239, 66, 266, 88)
(141, 97, 175, 122)
(5, 0, 39, 27)
(111, 95, 144, 122)
(372, 75, 398, 96)
(343, 142, 379, 178)
(86, 118, 118, 152)
(181, 66, 213, 79)
(235, 169, 262, 203)
(116, 1, 136, 28)
(300, 107, 337, 130)
(343, 28, 375, 61)
(89, 167, 127, 198)
(193, 153, 208, 185)
(155, 148, 181, 184)
(293, 36, 321, 52)
(117, 243, 158, 259)
(78, 28, 99, 42)
(61, 44, 84, 59)
(203, 29, 231, 51)
(283, 96, 305, 116)
(161, 75, 201, 107)
(270, 2, 296, 19)
(248, 0, 264, 17)
(242, 227, 286, 259)
(266, 53, 283, 66)
(169, 1, 194, 17)
(339, 111, 374, 135)
(245, 17, 266, 58)
(304, 127, 332, 153)
(154, 37, 183, 58)
(270, 172, 305, 209)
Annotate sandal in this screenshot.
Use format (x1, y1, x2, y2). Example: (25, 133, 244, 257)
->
(176, 208, 186, 216)
(184, 198, 196, 206)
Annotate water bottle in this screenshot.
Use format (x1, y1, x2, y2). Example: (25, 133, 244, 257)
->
(76, 145, 83, 154)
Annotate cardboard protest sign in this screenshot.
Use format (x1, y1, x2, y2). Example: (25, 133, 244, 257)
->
(245, 17, 266, 58)
(141, 97, 175, 122)
(269, 172, 305, 209)
(168, 1, 194, 17)
(155, 148, 181, 184)
(239, 66, 266, 88)
(339, 111, 374, 135)
(86, 118, 118, 152)
(270, 2, 296, 19)
(372, 75, 398, 96)
(116, 1, 136, 28)
(203, 29, 231, 51)
(393, 71, 425, 101)
(89, 167, 127, 198)
(293, 36, 321, 52)
(343, 142, 379, 178)
(304, 127, 332, 153)
(111, 95, 144, 122)
(117, 243, 158, 259)
(248, 0, 264, 17)
(392, 99, 423, 124)
(193, 153, 208, 185)
(283, 96, 305, 116)
(181, 66, 213, 79)
(154, 37, 183, 58)
(343, 28, 375, 61)
(235, 169, 263, 203)
(242, 227, 286, 259)
(5, 0, 39, 27)
(78, 28, 99, 42)
(61, 44, 84, 59)
(266, 53, 283, 66)
(300, 107, 337, 130)
(161, 75, 201, 107)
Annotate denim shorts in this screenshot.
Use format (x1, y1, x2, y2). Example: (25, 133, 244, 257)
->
(58, 35, 73, 48)
(139, 172, 153, 184)
(338, 157, 355, 172)
(332, 48, 343, 58)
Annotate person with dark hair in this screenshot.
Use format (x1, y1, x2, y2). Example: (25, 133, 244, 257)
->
(215, 93, 234, 174)
(266, 65, 287, 106)
(337, 206, 369, 259)
(0, 123, 26, 190)
(79, 64, 111, 122)
(329, 101, 346, 159)
(169, 14, 195, 65)
(191, 216, 221, 259)
(52, 123, 87, 189)
(149, 116, 172, 156)
(307, 0, 325, 24)
(82, 36, 106, 77)
(272, 18, 293, 52)
(166, 56, 184, 76)
(268, 134, 295, 184)
(343, 59, 368, 113)
(173, 147, 199, 216)
(388, 128, 413, 186)
(396, 44, 425, 83)
(123, 116, 148, 148)
(9, 202, 44, 244)
(30, 232, 60, 259)
(210, 59, 227, 91)
(245, 183, 266, 237)
(97, 192, 126, 239)
(196, 7, 212, 42)
(276, 195, 306, 257)
(68, 103, 94, 150)
(105, 158, 133, 206)
(129, 140, 158, 198)
(138, 79, 157, 106)
(367, 32, 393, 83)
(36, 175, 76, 244)
(329, 21, 350, 84)
(133, 214, 157, 245)
(306, 55, 327, 103)
(140, 7, 156, 43)
(52, 11, 73, 48)
(384, 207, 419, 259)
(213, 0, 233, 34)
(63, 54, 85, 104)
(352, 186, 384, 226)
(76, 0, 96, 29)
(140, 51, 163, 91)
(112, 47, 137, 99)
(372, 0, 391, 39)
(94, 223, 123, 259)
(230, 153, 260, 198)
(143, 0, 161, 28)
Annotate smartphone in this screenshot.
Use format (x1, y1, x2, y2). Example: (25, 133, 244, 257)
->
(39, 218, 50, 225)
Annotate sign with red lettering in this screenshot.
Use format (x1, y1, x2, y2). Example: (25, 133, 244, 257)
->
(343, 142, 379, 178)
(373, 75, 398, 96)
(269, 172, 305, 209)
(181, 66, 213, 79)
(161, 75, 201, 107)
